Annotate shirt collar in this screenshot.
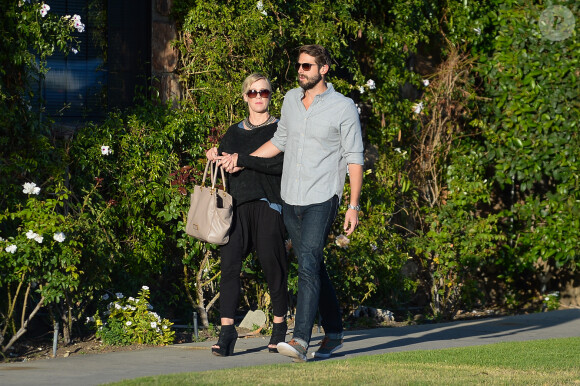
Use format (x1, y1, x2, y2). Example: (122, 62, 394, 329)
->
(299, 82, 334, 101)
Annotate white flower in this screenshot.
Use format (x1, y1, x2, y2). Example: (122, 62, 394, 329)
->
(126, 321, 132, 326)
(115, 292, 124, 299)
(101, 146, 111, 155)
(0, 236, 4, 242)
(102, 293, 110, 300)
(5, 245, 17, 254)
(128, 297, 135, 302)
(74, 21, 85, 33)
(71, 48, 78, 54)
(86, 316, 95, 323)
(72, 14, 82, 23)
(422, 79, 430, 87)
(544, 297, 550, 301)
(142, 285, 149, 290)
(357, 106, 362, 115)
(34, 235, 43, 244)
(256, 1, 267, 15)
(394, 147, 408, 156)
(23, 182, 41, 195)
(114, 303, 122, 309)
(53, 232, 66, 243)
(358, 86, 365, 94)
(412, 102, 423, 114)
(366, 79, 376, 90)
(40, 3, 50, 17)
(26, 230, 38, 239)
(473, 27, 481, 35)
(150, 322, 157, 329)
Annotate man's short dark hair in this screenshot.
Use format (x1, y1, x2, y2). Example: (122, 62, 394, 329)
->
(298, 44, 332, 68)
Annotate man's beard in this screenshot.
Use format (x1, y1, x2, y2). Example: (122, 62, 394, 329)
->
(298, 72, 323, 91)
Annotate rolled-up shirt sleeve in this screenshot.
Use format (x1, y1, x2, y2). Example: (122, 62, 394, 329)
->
(340, 99, 364, 165)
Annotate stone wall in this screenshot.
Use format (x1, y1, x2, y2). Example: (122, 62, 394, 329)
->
(560, 274, 580, 308)
(151, 0, 181, 106)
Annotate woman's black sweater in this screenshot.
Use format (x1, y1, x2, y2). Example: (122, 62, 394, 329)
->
(218, 121, 283, 206)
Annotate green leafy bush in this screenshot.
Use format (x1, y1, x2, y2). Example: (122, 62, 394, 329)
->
(479, 0, 579, 285)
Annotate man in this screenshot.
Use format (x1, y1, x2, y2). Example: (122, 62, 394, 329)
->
(223, 44, 363, 362)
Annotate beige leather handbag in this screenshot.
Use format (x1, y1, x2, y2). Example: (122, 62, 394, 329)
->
(185, 160, 233, 245)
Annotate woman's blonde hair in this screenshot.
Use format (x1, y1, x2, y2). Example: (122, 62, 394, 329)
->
(241, 73, 272, 97)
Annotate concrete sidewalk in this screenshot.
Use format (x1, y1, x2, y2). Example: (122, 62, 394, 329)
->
(1, 309, 579, 385)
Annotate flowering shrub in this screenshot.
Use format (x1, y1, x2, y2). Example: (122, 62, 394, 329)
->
(0, 177, 115, 352)
(93, 286, 174, 346)
(543, 292, 560, 312)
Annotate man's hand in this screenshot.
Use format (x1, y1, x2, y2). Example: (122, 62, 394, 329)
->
(343, 163, 363, 236)
(343, 208, 359, 236)
(221, 152, 244, 173)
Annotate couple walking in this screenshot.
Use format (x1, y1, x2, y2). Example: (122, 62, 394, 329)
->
(206, 44, 364, 362)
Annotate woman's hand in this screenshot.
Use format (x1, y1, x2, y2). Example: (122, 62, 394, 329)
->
(206, 147, 220, 161)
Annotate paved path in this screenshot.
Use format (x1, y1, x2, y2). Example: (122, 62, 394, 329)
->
(1, 309, 579, 385)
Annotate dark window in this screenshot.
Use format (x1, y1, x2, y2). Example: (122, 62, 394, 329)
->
(107, 1, 151, 110)
(40, 0, 151, 125)
(42, 0, 107, 123)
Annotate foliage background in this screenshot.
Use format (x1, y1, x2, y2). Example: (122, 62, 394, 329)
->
(1, 0, 578, 350)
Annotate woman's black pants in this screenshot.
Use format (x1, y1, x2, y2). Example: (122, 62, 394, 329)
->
(219, 200, 288, 319)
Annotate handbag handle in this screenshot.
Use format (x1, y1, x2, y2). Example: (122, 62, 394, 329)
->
(201, 160, 228, 192)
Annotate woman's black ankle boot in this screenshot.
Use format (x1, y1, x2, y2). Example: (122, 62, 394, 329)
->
(212, 324, 238, 357)
(268, 320, 287, 353)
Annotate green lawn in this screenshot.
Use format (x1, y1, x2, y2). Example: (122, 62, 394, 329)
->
(111, 337, 580, 385)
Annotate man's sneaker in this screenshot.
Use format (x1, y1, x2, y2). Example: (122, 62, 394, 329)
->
(277, 339, 308, 362)
(311, 336, 343, 358)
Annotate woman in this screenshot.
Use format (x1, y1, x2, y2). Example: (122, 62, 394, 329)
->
(206, 73, 288, 356)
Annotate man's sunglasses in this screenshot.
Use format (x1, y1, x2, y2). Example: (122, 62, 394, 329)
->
(294, 62, 318, 71)
(246, 89, 271, 98)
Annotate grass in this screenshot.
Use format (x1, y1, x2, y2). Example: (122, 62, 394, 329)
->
(111, 337, 580, 385)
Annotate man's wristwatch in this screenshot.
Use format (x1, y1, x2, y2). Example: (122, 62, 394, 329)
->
(347, 204, 361, 211)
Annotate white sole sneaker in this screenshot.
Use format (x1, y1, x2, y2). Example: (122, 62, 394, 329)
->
(277, 341, 308, 362)
(311, 342, 343, 358)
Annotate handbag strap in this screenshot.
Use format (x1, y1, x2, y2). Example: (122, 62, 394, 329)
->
(201, 161, 211, 187)
(202, 160, 228, 192)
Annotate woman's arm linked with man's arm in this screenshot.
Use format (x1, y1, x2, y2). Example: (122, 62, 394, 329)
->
(220, 140, 282, 173)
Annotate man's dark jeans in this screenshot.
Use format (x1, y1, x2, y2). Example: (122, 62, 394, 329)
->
(283, 195, 343, 348)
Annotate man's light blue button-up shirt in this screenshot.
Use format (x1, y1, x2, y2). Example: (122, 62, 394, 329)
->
(271, 83, 364, 206)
